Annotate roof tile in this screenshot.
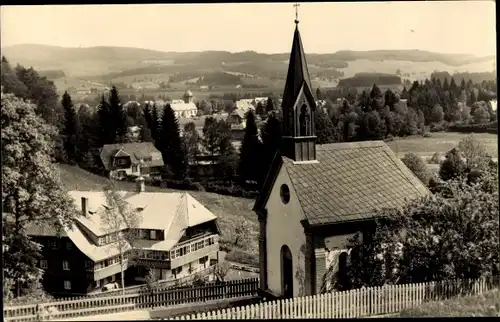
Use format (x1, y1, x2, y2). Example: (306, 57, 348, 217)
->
(283, 141, 429, 225)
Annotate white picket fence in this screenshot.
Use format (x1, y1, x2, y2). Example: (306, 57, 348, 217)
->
(168, 277, 497, 319)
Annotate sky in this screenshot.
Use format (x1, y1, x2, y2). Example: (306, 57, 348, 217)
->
(0, 2, 496, 56)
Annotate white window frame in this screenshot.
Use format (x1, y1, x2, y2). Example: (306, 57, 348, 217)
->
(62, 260, 70, 271)
(40, 260, 48, 269)
(150, 230, 156, 240)
(64, 280, 71, 290)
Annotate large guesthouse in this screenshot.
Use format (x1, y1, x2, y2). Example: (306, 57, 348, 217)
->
(27, 182, 220, 296)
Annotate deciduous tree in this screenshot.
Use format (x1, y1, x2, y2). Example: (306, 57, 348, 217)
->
(2, 93, 76, 297)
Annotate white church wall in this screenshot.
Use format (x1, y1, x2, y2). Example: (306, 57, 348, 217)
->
(265, 165, 307, 298)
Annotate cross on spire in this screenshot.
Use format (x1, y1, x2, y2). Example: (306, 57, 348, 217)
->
(294, 2, 300, 24)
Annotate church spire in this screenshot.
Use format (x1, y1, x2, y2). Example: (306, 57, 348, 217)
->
(280, 3, 317, 162)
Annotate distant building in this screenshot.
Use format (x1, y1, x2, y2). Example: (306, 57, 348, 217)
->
(200, 85, 209, 91)
(25, 189, 220, 296)
(76, 89, 91, 95)
(171, 90, 198, 119)
(233, 99, 255, 115)
(99, 142, 164, 180)
(227, 109, 246, 126)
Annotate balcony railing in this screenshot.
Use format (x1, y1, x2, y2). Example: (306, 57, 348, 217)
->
(94, 260, 129, 281)
(170, 243, 219, 269)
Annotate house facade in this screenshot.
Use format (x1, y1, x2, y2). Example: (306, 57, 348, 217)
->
(253, 19, 429, 300)
(27, 185, 220, 296)
(100, 142, 164, 180)
(171, 90, 198, 118)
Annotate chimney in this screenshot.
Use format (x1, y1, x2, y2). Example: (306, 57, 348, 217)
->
(81, 197, 88, 217)
(136, 176, 145, 193)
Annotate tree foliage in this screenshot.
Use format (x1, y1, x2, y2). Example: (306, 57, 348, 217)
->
(237, 111, 262, 183)
(2, 92, 76, 297)
(337, 171, 498, 290)
(401, 153, 432, 186)
(158, 104, 187, 179)
(61, 91, 80, 164)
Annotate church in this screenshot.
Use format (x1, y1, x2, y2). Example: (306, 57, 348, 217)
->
(253, 16, 430, 299)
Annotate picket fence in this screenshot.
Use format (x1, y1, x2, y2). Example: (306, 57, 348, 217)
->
(3, 278, 259, 322)
(168, 277, 497, 319)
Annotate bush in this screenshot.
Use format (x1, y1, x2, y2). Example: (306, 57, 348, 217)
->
(160, 178, 205, 191)
(423, 132, 432, 138)
(429, 152, 443, 164)
(401, 153, 432, 186)
(429, 121, 450, 132)
(203, 181, 259, 199)
(447, 121, 498, 134)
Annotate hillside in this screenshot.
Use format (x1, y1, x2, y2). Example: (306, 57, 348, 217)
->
(2, 44, 495, 93)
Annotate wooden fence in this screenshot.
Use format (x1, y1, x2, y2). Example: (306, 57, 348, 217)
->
(168, 277, 498, 319)
(82, 266, 215, 298)
(3, 278, 259, 322)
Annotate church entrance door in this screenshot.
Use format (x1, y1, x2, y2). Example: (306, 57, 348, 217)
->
(281, 245, 293, 298)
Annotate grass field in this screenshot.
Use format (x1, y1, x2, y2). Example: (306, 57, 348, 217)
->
(57, 164, 259, 266)
(387, 132, 498, 159)
(400, 289, 500, 317)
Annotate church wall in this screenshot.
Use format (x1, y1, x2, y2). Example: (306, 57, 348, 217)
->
(265, 165, 307, 298)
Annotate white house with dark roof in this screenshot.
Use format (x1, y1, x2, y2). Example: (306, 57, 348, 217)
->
(253, 18, 430, 300)
(99, 142, 164, 180)
(25, 185, 220, 295)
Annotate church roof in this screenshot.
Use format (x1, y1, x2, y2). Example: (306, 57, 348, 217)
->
(254, 141, 430, 226)
(281, 24, 315, 110)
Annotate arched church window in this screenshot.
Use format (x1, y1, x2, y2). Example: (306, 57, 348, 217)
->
(299, 104, 310, 136)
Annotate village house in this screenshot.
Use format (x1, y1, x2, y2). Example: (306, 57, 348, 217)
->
(227, 109, 247, 126)
(100, 142, 164, 180)
(171, 90, 198, 118)
(253, 19, 429, 300)
(26, 183, 220, 296)
(233, 99, 255, 114)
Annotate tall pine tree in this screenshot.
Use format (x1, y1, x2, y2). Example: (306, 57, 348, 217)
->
(158, 104, 187, 179)
(61, 91, 80, 164)
(237, 111, 262, 184)
(108, 86, 127, 143)
(97, 95, 113, 146)
(266, 96, 275, 113)
(151, 104, 160, 147)
(260, 114, 282, 184)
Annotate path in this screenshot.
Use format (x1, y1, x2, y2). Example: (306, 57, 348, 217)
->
(57, 295, 257, 321)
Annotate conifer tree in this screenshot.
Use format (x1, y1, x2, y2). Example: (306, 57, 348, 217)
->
(237, 111, 262, 184)
(61, 91, 80, 164)
(315, 110, 336, 144)
(108, 86, 127, 143)
(151, 104, 160, 146)
(97, 95, 113, 146)
(158, 104, 187, 179)
(266, 96, 275, 113)
(260, 114, 282, 183)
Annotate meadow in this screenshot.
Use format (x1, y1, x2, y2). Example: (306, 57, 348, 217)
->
(387, 132, 498, 159)
(400, 288, 500, 317)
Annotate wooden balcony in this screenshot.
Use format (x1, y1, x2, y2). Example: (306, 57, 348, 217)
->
(94, 260, 129, 281)
(170, 243, 219, 269)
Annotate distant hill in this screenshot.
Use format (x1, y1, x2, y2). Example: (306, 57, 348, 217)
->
(2, 44, 495, 91)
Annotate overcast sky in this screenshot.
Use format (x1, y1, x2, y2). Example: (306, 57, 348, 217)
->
(1, 2, 496, 56)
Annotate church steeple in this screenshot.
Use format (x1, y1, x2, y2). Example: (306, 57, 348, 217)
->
(281, 6, 317, 162)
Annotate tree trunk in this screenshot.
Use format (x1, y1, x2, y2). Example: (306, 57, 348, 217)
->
(120, 247, 125, 297)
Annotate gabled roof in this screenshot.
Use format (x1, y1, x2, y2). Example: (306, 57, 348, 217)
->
(254, 141, 430, 226)
(100, 142, 164, 170)
(69, 191, 217, 237)
(281, 24, 315, 111)
(26, 191, 218, 262)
